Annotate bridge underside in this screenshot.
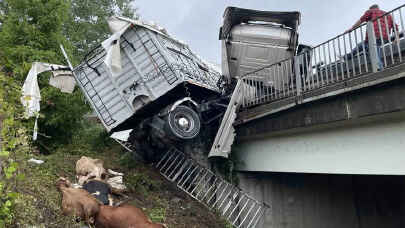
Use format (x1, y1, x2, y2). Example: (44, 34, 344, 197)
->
(236, 111, 405, 174)
(238, 172, 405, 228)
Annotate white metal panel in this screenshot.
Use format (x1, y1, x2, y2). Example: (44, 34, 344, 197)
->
(74, 63, 133, 131)
(228, 24, 294, 79)
(209, 80, 242, 158)
(235, 112, 405, 175)
(231, 24, 292, 47)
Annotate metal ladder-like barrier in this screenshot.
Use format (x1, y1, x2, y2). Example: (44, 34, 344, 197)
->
(77, 69, 116, 126)
(156, 147, 269, 228)
(133, 28, 178, 85)
(113, 139, 136, 153)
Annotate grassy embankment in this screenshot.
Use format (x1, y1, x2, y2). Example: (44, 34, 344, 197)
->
(11, 120, 231, 228)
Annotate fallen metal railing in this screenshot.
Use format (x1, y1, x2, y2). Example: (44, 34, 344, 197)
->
(156, 147, 269, 228)
(241, 4, 405, 109)
(113, 140, 269, 227)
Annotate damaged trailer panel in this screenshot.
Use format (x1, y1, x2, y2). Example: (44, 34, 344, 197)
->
(69, 18, 223, 140)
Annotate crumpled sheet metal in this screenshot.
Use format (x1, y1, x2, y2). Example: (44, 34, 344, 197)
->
(21, 62, 74, 118)
(208, 80, 255, 158)
(49, 71, 76, 93)
(107, 176, 126, 192)
(102, 16, 177, 77)
(21, 62, 75, 140)
(102, 17, 132, 77)
(109, 129, 133, 142)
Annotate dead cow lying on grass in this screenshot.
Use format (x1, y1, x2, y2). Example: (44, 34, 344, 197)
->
(95, 204, 167, 228)
(56, 177, 101, 224)
(76, 156, 127, 205)
(76, 156, 108, 185)
(57, 177, 166, 227)
(58, 157, 166, 227)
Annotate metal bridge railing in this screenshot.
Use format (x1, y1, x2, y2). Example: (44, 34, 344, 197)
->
(241, 4, 405, 109)
(241, 58, 296, 108)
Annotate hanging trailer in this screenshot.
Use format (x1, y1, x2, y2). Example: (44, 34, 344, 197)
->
(64, 19, 228, 158)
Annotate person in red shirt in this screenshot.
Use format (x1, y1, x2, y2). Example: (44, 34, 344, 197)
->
(347, 4, 396, 41)
(346, 4, 398, 70)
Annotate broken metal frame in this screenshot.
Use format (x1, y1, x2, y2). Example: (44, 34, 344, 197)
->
(156, 147, 269, 228)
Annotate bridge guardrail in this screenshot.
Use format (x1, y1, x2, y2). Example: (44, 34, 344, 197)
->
(241, 4, 405, 109)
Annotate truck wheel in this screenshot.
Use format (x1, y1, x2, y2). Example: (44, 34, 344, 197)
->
(166, 105, 201, 140)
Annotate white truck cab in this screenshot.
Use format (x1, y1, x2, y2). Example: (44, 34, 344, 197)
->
(220, 7, 301, 85)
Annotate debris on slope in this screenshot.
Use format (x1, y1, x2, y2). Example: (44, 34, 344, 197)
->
(11, 122, 230, 228)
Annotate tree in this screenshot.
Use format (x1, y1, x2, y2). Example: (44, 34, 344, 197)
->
(0, 0, 69, 78)
(0, 0, 89, 147)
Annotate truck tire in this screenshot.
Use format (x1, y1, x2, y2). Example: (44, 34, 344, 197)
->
(166, 105, 201, 140)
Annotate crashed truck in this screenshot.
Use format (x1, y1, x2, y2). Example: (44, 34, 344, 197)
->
(60, 8, 301, 160)
(209, 7, 301, 157)
(60, 17, 229, 160)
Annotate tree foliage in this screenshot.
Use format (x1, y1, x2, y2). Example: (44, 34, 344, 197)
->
(0, 72, 30, 226)
(0, 0, 89, 147)
(0, 0, 70, 80)
(0, 0, 137, 225)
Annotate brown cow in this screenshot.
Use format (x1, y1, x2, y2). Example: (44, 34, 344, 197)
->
(95, 204, 167, 228)
(56, 177, 101, 224)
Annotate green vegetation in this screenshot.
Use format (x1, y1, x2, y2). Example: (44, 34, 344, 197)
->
(0, 0, 229, 227)
(10, 123, 112, 227)
(0, 0, 137, 226)
(0, 72, 31, 227)
(147, 206, 167, 223)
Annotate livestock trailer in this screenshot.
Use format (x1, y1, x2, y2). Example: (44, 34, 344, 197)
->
(67, 19, 225, 146)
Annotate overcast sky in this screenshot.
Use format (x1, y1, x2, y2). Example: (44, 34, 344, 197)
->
(135, 0, 403, 64)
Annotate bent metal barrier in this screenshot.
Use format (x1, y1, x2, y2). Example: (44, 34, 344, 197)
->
(114, 140, 269, 228)
(241, 4, 405, 110)
(156, 147, 269, 228)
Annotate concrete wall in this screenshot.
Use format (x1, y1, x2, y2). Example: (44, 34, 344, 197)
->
(234, 111, 405, 174)
(238, 172, 405, 228)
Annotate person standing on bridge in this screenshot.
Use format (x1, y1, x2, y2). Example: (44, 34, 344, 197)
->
(346, 4, 398, 70)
